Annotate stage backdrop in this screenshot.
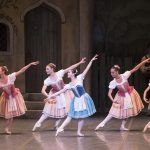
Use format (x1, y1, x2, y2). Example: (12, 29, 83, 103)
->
(92, 0, 150, 113)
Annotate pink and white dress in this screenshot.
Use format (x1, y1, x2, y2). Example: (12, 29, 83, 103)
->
(108, 71, 144, 119)
(43, 70, 73, 118)
(0, 72, 27, 119)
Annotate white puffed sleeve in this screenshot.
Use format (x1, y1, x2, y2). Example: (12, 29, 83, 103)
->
(108, 80, 117, 89)
(44, 78, 51, 86)
(77, 74, 84, 81)
(57, 69, 65, 78)
(122, 71, 131, 80)
(9, 72, 16, 84)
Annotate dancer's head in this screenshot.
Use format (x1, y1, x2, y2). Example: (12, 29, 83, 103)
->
(46, 63, 56, 75)
(110, 65, 120, 78)
(67, 69, 78, 79)
(0, 66, 8, 75)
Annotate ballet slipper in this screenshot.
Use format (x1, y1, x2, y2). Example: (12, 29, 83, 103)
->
(55, 128, 64, 137)
(32, 122, 41, 132)
(95, 123, 105, 131)
(77, 132, 84, 137)
(5, 128, 12, 135)
(143, 122, 150, 132)
(120, 126, 129, 131)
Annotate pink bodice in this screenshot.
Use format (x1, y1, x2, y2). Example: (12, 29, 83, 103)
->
(3, 85, 18, 98)
(51, 80, 65, 93)
(117, 81, 133, 97)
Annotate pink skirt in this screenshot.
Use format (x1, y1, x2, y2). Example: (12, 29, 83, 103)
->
(109, 89, 144, 119)
(43, 90, 73, 118)
(0, 89, 27, 119)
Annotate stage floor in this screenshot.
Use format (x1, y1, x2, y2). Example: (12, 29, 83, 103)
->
(0, 116, 150, 150)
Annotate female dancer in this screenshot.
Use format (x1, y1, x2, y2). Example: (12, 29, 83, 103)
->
(46, 55, 98, 136)
(32, 58, 86, 131)
(0, 61, 39, 134)
(143, 83, 150, 132)
(95, 58, 150, 131)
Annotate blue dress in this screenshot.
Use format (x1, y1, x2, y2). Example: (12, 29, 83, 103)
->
(64, 74, 96, 119)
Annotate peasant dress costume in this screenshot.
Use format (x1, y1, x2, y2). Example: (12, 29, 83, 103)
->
(0, 72, 27, 119)
(43, 69, 73, 118)
(64, 74, 96, 119)
(108, 71, 144, 119)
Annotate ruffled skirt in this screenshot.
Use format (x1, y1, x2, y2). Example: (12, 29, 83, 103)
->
(109, 89, 144, 119)
(0, 89, 27, 119)
(68, 93, 96, 119)
(43, 90, 73, 118)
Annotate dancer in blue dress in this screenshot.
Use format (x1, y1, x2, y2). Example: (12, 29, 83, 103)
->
(46, 54, 98, 136)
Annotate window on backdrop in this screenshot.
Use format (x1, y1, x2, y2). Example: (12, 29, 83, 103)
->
(0, 21, 13, 55)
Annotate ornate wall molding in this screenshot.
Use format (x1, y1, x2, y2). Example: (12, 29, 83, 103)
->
(21, 0, 66, 23)
(0, 0, 18, 9)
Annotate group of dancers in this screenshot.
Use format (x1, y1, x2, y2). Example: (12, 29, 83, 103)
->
(0, 54, 150, 136)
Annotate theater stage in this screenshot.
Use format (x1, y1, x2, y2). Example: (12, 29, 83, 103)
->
(0, 116, 150, 150)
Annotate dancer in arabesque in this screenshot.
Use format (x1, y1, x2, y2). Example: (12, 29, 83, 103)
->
(0, 61, 39, 134)
(95, 58, 150, 131)
(46, 55, 98, 136)
(32, 58, 86, 131)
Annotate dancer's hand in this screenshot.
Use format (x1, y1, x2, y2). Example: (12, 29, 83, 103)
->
(143, 58, 150, 64)
(30, 61, 40, 65)
(113, 99, 119, 104)
(44, 98, 49, 103)
(144, 98, 150, 104)
(91, 54, 98, 62)
(80, 57, 86, 64)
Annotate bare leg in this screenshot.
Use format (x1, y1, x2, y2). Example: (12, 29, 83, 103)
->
(77, 119, 84, 136)
(95, 115, 113, 131)
(120, 119, 129, 131)
(143, 121, 150, 132)
(55, 116, 72, 136)
(54, 119, 62, 130)
(32, 114, 48, 131)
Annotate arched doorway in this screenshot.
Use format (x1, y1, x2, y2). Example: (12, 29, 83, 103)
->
(24, 3, 61, 92)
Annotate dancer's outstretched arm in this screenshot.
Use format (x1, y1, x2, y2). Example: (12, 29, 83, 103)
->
(64, 57, 86, 74)
(44, 88, 67, 103)
(143, 86, 150, 103)
(82, 54, 98, 77)
(130, 58, 150, 74)
(15, 61, 39, 76)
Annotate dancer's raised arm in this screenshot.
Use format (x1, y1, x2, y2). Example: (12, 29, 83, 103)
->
(15, 61, 39, 76)
(82, 54, 98, 77)
(130, 58, 150, 74)
(64, 57, 86, 74)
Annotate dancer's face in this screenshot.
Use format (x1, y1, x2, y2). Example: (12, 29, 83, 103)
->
(45, 66, 53, 75)
(67, 70, 74, 78)
(110, 68, 119, 78)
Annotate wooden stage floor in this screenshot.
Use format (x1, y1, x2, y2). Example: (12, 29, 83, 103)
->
(0, 116, 150, 150)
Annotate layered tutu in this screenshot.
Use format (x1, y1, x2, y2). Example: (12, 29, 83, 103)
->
(109, 89, 144, 119)
(68, 93, 96, 119)
(0, 89, 27, 119)
(43, 90, 73, 118)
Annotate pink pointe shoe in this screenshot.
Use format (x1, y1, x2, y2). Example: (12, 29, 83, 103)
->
(55, 128, 64, 137)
